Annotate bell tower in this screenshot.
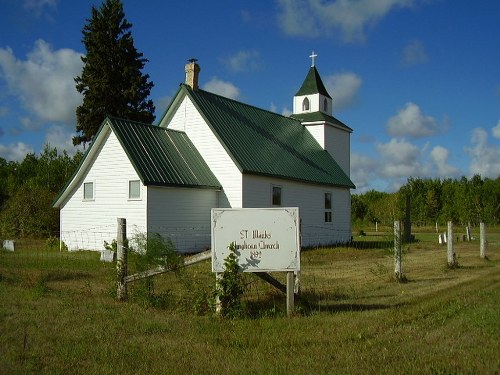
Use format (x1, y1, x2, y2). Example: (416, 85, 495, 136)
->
(291, 52, 352, 178)
(293, 52, 332, 116)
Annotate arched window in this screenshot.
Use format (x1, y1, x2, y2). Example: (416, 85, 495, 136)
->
(302, 97, 310, 111)
(323, 98, 328, 112)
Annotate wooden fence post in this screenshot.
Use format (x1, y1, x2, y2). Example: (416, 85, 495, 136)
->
(215, 272, 222, 315)
(394, 220, 403, 281)
(286, 271, 295, 316)
(116, 218, 128, 301)
(465, 223, 472, 241)
(447, 221, 456, 267)
(480, 222, 487, 259)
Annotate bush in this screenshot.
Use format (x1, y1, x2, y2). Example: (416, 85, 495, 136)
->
(214, 242, 245, 318)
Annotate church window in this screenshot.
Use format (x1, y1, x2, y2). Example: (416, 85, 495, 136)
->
(302, 97, 310, 111)
(129, 180, 141, 200)
(272, 185, 282, 206)
(323, 98, 328, 112)
(83, 182, 94, 200)
(324, 192, 332, 223)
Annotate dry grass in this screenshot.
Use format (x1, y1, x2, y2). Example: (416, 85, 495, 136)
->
(0, 231, 499, 374)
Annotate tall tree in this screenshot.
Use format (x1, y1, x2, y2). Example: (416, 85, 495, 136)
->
(74, 0, 155, 146)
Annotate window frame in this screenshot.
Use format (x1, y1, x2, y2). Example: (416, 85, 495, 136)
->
(324, 192, 332, 223)
(272, 185, 282, 206)
(128, 180, 142, 200)
(83, 181, 94, 201)
(302, 97, 310, 111)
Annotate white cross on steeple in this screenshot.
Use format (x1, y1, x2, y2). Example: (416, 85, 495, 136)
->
(309, 51, 317, 67)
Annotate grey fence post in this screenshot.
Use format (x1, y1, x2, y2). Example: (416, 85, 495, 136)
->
(116, 218, 128, 301)
(447, 221, 457, 267)
(480, 222, 487, 259)
(394, 221, 403, 281)
(286, 271, 295, 316)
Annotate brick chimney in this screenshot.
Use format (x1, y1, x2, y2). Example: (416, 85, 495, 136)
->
(185, 59, 200, 91)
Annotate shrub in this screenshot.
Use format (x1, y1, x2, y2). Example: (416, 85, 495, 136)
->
(214, 242, 245, 318)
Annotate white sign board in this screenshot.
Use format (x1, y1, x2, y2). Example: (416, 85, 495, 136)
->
(211, 208, 300, 272)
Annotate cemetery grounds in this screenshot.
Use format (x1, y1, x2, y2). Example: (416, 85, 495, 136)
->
(0, 225, 499, 374)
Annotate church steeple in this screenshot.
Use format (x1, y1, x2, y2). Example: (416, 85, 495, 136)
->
(293, 52, 332, 115)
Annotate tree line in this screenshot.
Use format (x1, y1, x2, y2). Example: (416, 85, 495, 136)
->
(1, 1, 498, 238)
(352, 176, 500, 227)
(0, 146, 82, 238)
(0, 0, 154, 239)
(1, 0, 153, 238)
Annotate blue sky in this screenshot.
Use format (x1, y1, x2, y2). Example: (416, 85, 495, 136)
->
(0, 0, 499, 193)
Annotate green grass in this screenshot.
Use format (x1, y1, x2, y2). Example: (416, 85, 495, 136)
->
(1, 233, 499, 374)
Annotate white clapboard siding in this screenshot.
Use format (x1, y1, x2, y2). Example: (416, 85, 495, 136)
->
(293, 93, 323, 114)
(146, 186, 218, 253)
(166, 96, 242, 207)
(305, 123, 351, 178)
(325, 125, 350, 178)
(60, 129, 147, 251)
(243, 174, 351, 246)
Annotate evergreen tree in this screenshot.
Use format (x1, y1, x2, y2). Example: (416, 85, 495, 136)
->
(74, 0, 155, 146)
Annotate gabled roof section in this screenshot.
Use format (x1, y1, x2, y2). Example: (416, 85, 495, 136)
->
(53, 117, 221, 208)
(290, 111, 353, 132)
(107, 117, 221, 189)
(295, 66, 332, 98)
(161, 85, 354, 189)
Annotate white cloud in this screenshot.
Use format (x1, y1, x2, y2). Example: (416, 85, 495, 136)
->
(224, 50, 262, 72)
(270, 102, 292, 117)
(387, 102, 441, 138)
(44, 125, 82, 156)
(282, 107, 292, 117)
(466, 127, 500, 177)
(154, 95, 172, 117)
(203, 77, 241, 100)
(351, 152, 380, 192)
(324, 72, 362, 111)
(0, 142, 34, 161)
(402, 39, 428, 66)
(430, 146, 459, 176)
(376, 138, 423, 177)
(23, 0, 57, 18)
(0, 39, 83, 126)
(277, 0, 413, 42)
(492, 119, 500, 139)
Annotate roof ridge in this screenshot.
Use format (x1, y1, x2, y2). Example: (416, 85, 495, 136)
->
(183, 84, 301, 123)
(107, 116, 187, 134)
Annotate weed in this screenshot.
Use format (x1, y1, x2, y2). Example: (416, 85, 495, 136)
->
(214, 242, 245, 318)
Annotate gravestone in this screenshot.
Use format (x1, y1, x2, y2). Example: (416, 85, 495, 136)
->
(2, 240, 15, 251)
(100, 249, 115, 262)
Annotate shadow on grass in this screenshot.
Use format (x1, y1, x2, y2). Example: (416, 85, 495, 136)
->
(243, 289, 403, 318)
(307, 302, 403, 314)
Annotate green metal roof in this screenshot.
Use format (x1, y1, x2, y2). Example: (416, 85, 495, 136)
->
(295, 66, 332, 98)
(170, 86, 354, 188)
(290, 111, 353, 132)
(108, 117, 221, 189)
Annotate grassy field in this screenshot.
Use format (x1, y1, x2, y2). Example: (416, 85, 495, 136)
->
(1, 230, 499, 374)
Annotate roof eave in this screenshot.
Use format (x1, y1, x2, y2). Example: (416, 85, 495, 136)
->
(242, 170, 355, 189)
(145, 181, 222, 190)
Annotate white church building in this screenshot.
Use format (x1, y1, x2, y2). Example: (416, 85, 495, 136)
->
(53, 58, 355, 252)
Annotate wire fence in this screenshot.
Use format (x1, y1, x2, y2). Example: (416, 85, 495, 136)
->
(1, 223, 497, 316)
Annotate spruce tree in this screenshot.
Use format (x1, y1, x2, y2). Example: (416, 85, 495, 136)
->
(74, 0, 155, 146)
